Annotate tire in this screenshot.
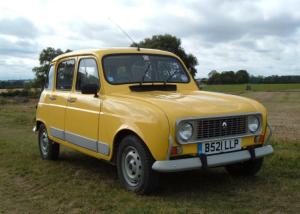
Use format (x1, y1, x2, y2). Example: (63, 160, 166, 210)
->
(225, 158, 264, 176)
(117, 135, 159, 194)
(38, 124, 60, 160)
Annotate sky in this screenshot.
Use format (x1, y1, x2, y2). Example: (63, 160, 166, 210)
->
(0, 0, 300, 80)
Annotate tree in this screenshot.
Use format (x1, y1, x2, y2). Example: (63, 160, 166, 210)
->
(32, 47, 72, 87)
(207, 69, 251, 84)
(236, 70, 249, 83)
(220, 71, 236, 84)
(209, 71, 221, 84)
(131, 34, 198, 77)
(208, 70, 218, 79)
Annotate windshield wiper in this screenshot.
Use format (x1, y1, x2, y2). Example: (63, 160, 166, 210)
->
(140, 63, 152, 85)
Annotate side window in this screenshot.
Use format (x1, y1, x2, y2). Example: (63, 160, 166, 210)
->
(45, 65, 54, 89)
(76, 58, 99, 91)
(56, 60, 75, 90)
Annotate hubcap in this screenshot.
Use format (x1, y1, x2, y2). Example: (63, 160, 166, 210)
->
(121, 146, 143, 187)
(40, 129, 49, 156)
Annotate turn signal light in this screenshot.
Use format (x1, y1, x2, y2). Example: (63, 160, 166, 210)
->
(171, 146, 183, 155)
(255, 134, 265, 144)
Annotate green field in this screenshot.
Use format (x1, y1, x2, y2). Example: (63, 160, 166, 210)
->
(0, 88, 300, 213)
(201, 83, 300, 93)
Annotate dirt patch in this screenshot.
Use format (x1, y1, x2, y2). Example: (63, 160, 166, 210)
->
(243, 91, 300, 141)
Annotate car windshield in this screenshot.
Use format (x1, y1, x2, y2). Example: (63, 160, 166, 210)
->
(102, 54, 190, 84)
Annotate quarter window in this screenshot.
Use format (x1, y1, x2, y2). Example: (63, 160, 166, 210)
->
(56, 60, 75, 90)
(45, 65, 54, 89)
(76, 58, 99, 91)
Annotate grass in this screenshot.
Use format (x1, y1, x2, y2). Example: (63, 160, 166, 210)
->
(0, 89, 300, 213)
(201, 83, 300, 93)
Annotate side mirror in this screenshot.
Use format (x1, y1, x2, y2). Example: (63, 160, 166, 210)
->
(81, 84, 99, 97)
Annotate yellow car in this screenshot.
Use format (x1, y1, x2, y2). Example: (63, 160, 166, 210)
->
(34, 48, 273, 194)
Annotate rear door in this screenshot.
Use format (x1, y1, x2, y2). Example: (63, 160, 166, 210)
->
(64, 57, 102, 153)
(47, 58, 75, 141)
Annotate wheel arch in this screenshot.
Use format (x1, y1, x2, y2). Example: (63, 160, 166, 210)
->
(35, 120, 46, 131)
(111, 129, 154, 164)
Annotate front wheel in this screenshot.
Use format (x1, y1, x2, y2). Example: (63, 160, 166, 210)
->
(38, 124, 60, 160)
(225, 158, 264, 176)
(117, 135, 159, 194)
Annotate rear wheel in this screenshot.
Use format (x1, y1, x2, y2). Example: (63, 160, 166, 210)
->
(38, 124, 60, 160)
(225, 158, 264, 176)
(117, 135, 159, 194)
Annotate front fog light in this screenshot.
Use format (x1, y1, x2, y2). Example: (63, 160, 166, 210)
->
(248, 115, 260, 133)
(178, 123, 193, 141)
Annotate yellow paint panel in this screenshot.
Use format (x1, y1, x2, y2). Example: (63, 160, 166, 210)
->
(65, 92, 101, 143)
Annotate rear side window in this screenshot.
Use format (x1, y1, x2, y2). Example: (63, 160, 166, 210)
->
(56, 60, 75, 90)
(45, 65, 54, 89)
(76, 58, 99, 91)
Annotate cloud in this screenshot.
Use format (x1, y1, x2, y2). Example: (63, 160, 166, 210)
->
(0, 36, 38, 57)
(194, 13, 300, 43)
(0, 0, 300, 80)
(0, 17, 39, 39)
(0, 56, 36, 80)
(143, 1, 300, 44)
(67, 20, 130, 47)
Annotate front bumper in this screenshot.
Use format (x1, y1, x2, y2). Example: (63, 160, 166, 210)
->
(152, 145, 273, 172)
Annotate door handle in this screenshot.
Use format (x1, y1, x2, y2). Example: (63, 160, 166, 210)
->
(49, 95, 56, 101)
(67, 97, 77, 103)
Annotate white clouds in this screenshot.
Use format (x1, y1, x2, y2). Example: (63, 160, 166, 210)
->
(0, 0, 300, 80)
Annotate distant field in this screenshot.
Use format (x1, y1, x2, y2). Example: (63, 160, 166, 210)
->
(0, 88, 8, 93)
(201, 83, 300, 93)
(0, 88, 24, 93)
(0, 90, 299, 213)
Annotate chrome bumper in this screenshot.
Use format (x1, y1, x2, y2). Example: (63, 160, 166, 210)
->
(152, 145, 273, 172)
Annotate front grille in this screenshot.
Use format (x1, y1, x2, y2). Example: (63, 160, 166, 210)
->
(196, 116, 247, 140)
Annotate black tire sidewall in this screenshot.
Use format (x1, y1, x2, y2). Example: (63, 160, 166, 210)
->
(116, 135, 158, 194)
(38, 124, 49, 159)
(38, 124, 59, 160)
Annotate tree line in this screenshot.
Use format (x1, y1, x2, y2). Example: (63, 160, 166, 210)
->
(207, 70, 250, 84)
(202, 70, 300, 84)
(0, 80, 31, 89)
(249, 75, 300, 84)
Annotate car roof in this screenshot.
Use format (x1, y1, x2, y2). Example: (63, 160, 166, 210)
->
(52, 47, 177, 62)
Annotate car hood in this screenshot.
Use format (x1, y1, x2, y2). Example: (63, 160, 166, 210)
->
(111, 90, 265, 126)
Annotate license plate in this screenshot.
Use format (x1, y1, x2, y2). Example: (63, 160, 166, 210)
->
(198, 138, 242, 155)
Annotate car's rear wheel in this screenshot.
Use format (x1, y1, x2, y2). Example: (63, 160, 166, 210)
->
(38, 124, 59, 160)
(117, 135, 159, 194)
(225, 158, 264, 176)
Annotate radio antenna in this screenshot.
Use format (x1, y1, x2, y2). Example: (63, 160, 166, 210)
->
(108, 17, 140, 51)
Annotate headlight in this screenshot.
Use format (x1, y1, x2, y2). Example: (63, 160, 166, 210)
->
(248, 115, 260, 133)
(178, 122, 193, 141)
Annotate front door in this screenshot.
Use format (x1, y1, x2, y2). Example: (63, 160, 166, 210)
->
(47, 58, 75, 141)
(64, 57, 102, 153)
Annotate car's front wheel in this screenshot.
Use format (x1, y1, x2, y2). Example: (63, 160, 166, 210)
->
(38, 124, 60, 160)
(117, 135, 159, 194)
(225, 158, 264, 176)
